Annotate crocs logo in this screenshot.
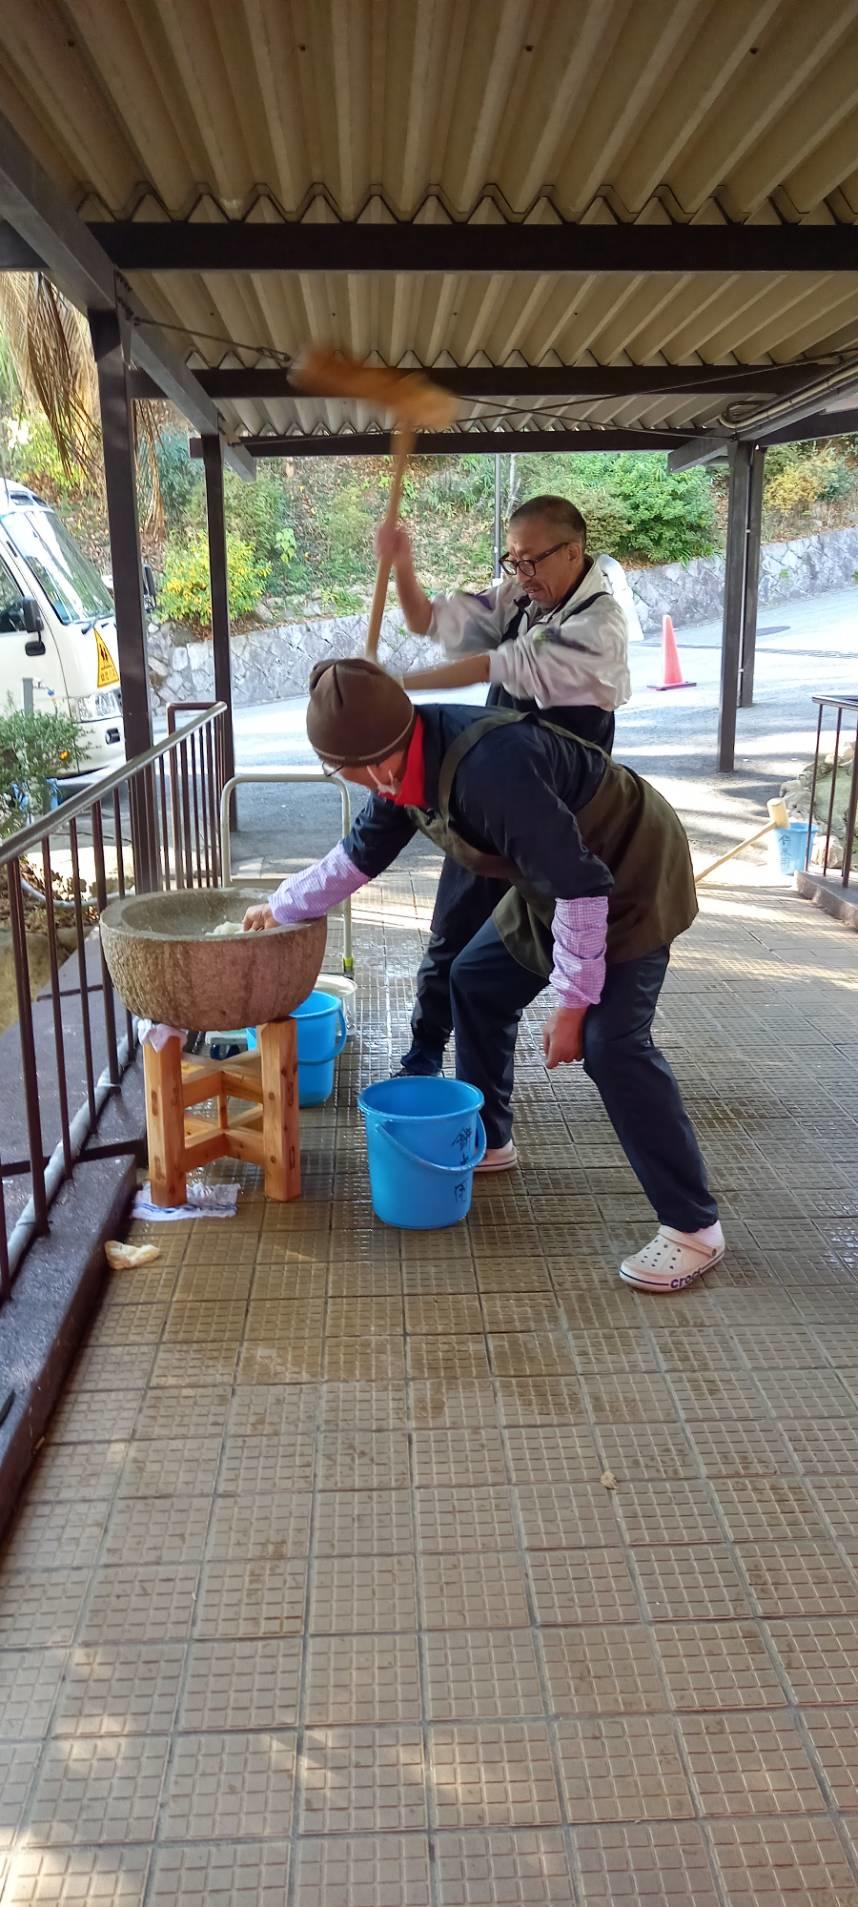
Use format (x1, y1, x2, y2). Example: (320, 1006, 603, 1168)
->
(670, 1271, 703, 1291)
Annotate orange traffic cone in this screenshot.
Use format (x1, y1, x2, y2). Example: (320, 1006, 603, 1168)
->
(650, 614, 695, 691)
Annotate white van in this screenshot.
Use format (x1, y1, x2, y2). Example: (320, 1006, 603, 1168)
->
(0, 479, 125, 772)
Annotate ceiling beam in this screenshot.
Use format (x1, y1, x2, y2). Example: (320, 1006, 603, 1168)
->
(753, 407, 858, 444)
(0, 121, 116, 311)
(0, 218, 43, 272)
(91, 219, 858, 276)
(190, 428, 718, 460)
(736, 362, 858, 448)
(0, 113, 253, 480)
(667, 437, 732, 471)
(131, 362, 831, 404)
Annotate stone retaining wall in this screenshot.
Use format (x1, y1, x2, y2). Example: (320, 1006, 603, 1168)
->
(148, 523, 858, 713)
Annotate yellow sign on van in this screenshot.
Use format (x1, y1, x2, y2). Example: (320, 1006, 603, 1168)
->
(94, 629, 119, 689)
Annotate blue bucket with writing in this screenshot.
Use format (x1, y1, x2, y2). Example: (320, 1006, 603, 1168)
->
(768, 819, 817, 877)
(358, 1076, 486, 1229)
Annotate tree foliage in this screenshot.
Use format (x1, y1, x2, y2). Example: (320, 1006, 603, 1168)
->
(159, 532, 271, 631)
(3, 296, 858, 631)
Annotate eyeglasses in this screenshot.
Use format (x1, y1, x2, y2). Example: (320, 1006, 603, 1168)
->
(499, 540, 570, 579)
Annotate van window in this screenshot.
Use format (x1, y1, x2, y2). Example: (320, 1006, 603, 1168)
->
(0, 554, 26, 634)
(0, 506, 113, 625)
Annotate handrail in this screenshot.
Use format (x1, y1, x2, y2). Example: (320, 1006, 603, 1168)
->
(0, 702, 227, 868)
(1, 700, 227, 1298)
(805, 693, 858, 887)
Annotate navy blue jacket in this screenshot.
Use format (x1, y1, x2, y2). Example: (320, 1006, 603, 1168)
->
(343, 705, 614, 908)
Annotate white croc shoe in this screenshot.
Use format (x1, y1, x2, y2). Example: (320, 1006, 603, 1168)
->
(476, 1140, 518, 1174)
(620, 1224, 725, 1294)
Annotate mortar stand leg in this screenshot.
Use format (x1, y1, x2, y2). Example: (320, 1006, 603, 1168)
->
(143, 1037, 187, 1207)
(258, 1019, 301, 1201)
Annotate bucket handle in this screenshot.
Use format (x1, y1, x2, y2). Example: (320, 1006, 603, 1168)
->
(332, 1005, 348, 1057)
(378, 1114, 487, 1175)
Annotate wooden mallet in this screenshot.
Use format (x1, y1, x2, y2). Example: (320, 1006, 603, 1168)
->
(290, 351, 458, 657)
(696, 797, 790, 883)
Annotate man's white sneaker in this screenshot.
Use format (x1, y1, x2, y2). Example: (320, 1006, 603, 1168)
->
(476, 1140, 518, 1174)
(620, 1224, 725, 1293)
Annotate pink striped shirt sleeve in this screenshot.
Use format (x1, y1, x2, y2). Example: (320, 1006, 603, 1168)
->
(550, 895, 608, 1010)
(269, 841, 369, 925)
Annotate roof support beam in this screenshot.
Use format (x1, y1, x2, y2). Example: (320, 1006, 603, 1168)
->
(190, 428, 718, 460)
(132, 363, 830, 404)
(0, 112, 253, 481)
(756, 407, 858, 443)
(0, 218, 43, 272)
(90, 220, 858, 276)
(668, 437, 732, 471)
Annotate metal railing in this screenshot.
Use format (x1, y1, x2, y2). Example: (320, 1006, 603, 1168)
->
(0, 703, 226, 1300)
(805, 693, 858, 888)
(219, 769, 355, 973)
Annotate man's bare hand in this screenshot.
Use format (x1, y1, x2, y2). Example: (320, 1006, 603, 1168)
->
(543, 1006, 587, 1069)
(374, 521, 411, 566)
(242, 903, 277, 933)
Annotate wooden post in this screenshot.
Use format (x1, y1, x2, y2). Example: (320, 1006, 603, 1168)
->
(143, 1036, 187, 1206)
(258, 1020, 301, 1201)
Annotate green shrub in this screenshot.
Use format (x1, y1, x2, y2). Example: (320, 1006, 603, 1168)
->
(477, 450, 718, 567)
(159, 531, 270, 631)
(764, 445, 858, 535)
(597, 456, 718, 564)
(155, 428, 203, 522)
(224, 469, 296, 585)
(0, 703, 84, 838)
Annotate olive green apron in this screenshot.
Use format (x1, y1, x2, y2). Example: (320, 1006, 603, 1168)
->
(405, 712, 698, 978)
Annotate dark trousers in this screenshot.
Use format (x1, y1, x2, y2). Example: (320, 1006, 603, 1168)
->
(448, 920, 718, 1233)
(402, 705, 616, 1074)
(404, 861, 505, 1072)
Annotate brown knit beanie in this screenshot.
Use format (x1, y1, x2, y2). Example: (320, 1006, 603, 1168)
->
(306, 658, 416, 767)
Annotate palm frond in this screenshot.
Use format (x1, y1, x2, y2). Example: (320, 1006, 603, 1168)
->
(0, 273, 165, 523)
(26, 277, 98, 479)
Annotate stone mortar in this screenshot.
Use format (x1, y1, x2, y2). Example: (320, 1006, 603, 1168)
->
(99, 888, 327, 1030)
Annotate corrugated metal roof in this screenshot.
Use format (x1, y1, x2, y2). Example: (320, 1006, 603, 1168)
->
(1, 0, 857, 441)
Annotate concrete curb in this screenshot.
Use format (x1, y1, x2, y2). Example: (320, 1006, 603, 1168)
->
(0, 1061, 144, 1541)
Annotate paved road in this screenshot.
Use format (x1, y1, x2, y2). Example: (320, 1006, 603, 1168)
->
(228, 585, 857, 880)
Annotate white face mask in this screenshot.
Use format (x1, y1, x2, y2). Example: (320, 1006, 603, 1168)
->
(368, 765, 400, 798)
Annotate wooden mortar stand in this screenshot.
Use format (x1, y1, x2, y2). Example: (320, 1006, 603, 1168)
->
(143, 1022, 300, 1207)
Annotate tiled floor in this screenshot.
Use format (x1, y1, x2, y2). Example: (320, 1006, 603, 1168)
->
(2, 873, 858, 1904)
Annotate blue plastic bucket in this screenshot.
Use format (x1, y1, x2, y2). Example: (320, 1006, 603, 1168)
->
(357, 1076, 486, 1230)
(247, 989, 348, 1106)
(768, 819, 817, 877)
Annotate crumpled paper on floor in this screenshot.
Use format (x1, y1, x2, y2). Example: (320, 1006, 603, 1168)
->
(105, 1241, 161, 1270)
